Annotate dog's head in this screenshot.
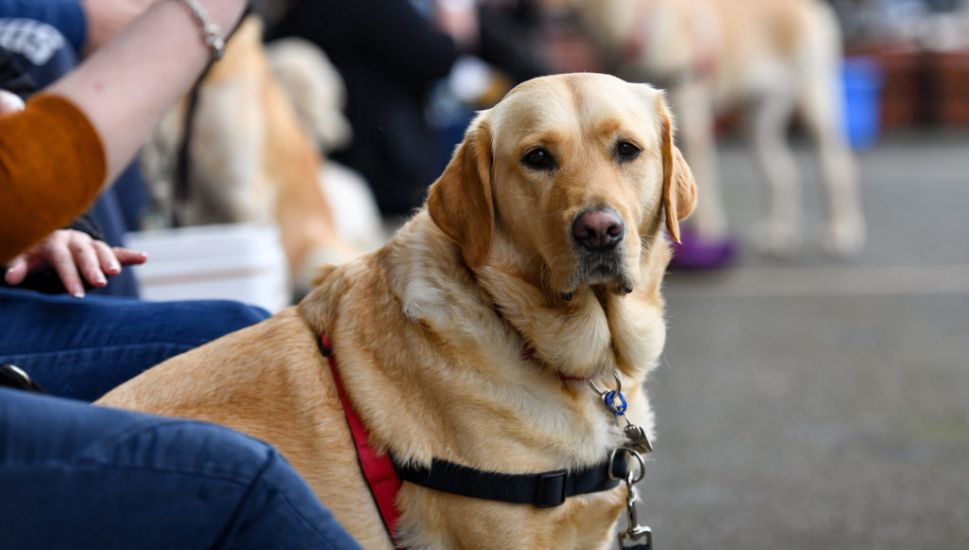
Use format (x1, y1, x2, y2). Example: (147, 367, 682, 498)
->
(429, 73, 696, 299)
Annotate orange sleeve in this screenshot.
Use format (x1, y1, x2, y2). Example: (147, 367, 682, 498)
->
(0, 93, 107, 264)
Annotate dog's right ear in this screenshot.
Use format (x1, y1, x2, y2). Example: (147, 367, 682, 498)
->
(427, 115, 494, 269)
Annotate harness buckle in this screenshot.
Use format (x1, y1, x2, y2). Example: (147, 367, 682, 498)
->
(534, 470, 568, 508)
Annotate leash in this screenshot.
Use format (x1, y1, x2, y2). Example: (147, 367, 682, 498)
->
(589, 373, 655, 549)
(320, 334, 653, 549)
(172, 6, 254, 227)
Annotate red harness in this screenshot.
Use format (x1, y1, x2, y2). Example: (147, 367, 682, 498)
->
(320, 335, 403, 546)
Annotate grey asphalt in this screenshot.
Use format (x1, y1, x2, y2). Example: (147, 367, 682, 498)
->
(642, 130, 969, 549)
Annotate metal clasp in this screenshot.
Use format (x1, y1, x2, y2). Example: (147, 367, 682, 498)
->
(613, 447, 652, 550)
(590, 372, 653, 454)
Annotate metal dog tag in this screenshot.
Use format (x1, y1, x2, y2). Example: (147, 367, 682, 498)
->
(623, 423, 653, 454)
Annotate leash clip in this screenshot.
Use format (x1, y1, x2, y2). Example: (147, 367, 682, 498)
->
(616, 450, 652, 550)
(591, 374, 654, 550)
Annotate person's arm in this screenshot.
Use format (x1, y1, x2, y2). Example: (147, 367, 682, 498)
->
(0, 0, 246, 262)
(49, 0, 246, 182)
(0, 94, 106, 263)
(80, 0, 158, 54)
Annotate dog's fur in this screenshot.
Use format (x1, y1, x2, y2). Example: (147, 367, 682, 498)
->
(575, 0, 865, 255)
(140, 17, 362, 292)
(99, 73, 696, 549)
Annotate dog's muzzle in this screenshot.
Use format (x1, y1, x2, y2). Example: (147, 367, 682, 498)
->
(571, 207, 629, 288)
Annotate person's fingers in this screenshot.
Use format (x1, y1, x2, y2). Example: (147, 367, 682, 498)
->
(70, 233, 107, 288)
(3, 255, 29, 285)
(112, 247, 148, 266)
(48, 241, 85, 298)
(94, 240, 122, 275)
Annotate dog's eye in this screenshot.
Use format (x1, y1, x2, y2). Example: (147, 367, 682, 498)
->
(615, 141, 641, 162)
(522, 148, 556, 171)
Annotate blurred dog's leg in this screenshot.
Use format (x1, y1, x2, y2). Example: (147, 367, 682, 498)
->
(670, 80, 728, 241)
(797, 7, 865, 256)
(749, 87, 802, 255)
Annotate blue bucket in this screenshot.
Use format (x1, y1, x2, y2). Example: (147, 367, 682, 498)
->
(842, 57, 884, 150)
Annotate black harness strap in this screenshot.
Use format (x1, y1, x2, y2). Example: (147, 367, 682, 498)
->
(393, 453, 629, 509)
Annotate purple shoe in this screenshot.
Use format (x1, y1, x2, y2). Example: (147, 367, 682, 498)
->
(669, 229, 737, 270)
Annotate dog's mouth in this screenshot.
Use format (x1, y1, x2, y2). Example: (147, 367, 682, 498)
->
(559, 250, 633, 301)
(579, 251, 624, 285)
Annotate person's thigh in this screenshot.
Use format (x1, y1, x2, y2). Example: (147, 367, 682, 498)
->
(0, 288, 269, 400)
(0, 389, 360, 550)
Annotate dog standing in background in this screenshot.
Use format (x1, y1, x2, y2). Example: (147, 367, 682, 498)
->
(141, 16, 378, 294)
(575, 0, 866, 256)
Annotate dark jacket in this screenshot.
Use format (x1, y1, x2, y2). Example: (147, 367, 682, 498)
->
(269, 0, 459, 215)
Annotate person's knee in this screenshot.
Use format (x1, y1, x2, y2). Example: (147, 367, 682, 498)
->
(153, 299, 270, 346)
(100, 421, 359, 549)
(200, 300, 271, 331)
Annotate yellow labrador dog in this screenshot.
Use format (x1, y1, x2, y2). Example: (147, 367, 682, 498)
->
(99, 73, 696, 549)
(574, 0, 865, 256)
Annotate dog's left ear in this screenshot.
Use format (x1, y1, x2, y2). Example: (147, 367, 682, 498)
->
(427, 115, 494, 268)
(655, 95, 698, 243)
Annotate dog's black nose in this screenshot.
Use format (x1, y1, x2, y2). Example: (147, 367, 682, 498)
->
(572, 208, 625, 251)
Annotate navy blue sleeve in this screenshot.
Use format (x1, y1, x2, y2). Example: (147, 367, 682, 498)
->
(0, 0, 87, 53)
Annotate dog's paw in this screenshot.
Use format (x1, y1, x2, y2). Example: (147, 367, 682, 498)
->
(823, 215, 866, 257)
(751, 219, 802, 257)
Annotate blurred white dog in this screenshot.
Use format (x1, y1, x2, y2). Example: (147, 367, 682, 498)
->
(575, 0, 866, 256)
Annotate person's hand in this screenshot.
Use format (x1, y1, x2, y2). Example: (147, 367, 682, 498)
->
(82, 0, 158, 53)
(4, 230, 147, 297)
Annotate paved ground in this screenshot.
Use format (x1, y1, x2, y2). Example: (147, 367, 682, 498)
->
(643, 130, 969, 549)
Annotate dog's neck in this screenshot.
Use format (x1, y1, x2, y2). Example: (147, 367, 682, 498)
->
(386, 211, 669, 383)
(476, 263, 620, 380)
(306, 211, 666, 467)
(480, 229, 671, 384)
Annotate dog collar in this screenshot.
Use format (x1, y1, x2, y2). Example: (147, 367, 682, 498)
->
(319, 334, 634, 544)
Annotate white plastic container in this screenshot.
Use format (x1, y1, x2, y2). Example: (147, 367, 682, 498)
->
(126, 224, 291, 313)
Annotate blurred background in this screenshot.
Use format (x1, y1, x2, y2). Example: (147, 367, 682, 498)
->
(35, 0, 969, 547)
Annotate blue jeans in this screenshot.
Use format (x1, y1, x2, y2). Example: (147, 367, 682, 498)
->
(0, 388, 361, 549)
(0, 287, 270, 401)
